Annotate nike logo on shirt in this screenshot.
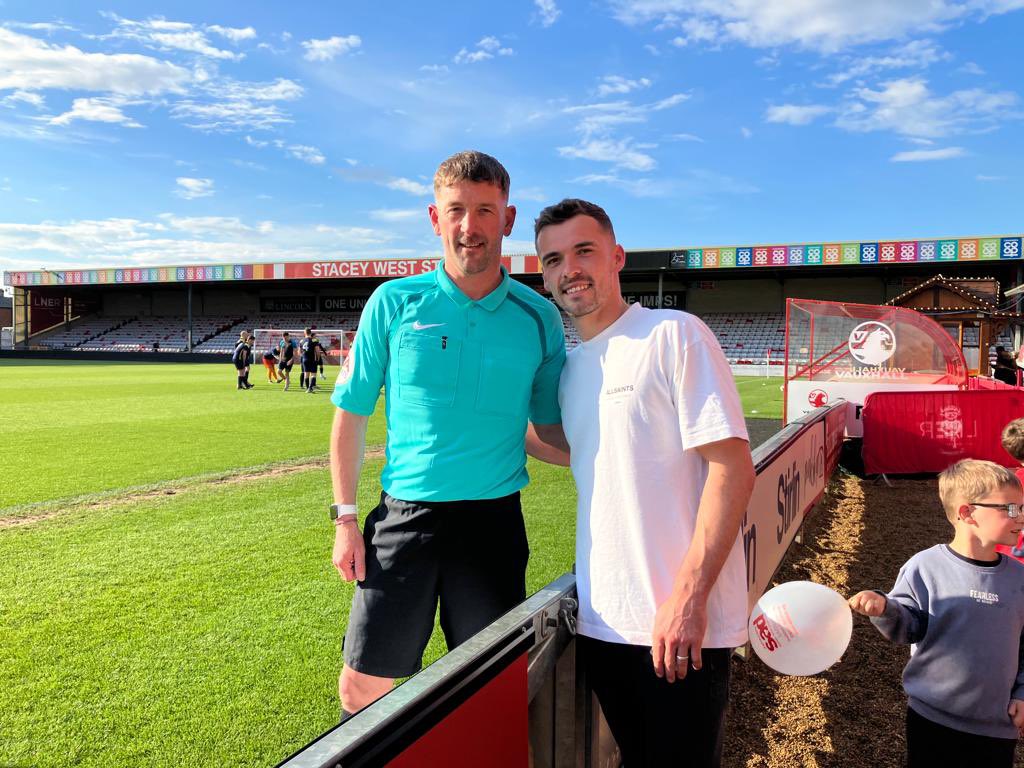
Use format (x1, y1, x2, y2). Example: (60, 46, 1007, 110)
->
(412, 321, 445, 330)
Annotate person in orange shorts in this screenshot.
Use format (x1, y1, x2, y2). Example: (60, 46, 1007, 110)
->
(262, 349, 281, 383)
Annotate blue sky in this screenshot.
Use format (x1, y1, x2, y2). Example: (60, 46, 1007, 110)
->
(0, 0, 1022, 280)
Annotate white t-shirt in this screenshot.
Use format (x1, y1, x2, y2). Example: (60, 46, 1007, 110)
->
(559, 304, 750, 648)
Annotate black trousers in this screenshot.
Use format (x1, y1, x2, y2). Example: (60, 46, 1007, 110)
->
(579, 636, 731, 768)
(906, 706, 1017, 768)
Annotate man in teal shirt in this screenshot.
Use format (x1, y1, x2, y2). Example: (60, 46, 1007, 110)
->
(329, 151, 566, 714)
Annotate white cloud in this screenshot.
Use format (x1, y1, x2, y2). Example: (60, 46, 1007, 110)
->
(2, 21, 78, 33)
(0, 215, 409, 270)
(835, 77, 1018, 138)
(284, 143, 325, 165)
(1, 89, 45, 108)
(175, 177, 214, 199)
(49, 97, 143, 128)
(386, 177, 432, 196)
(740, 126, 753, 138)
(420, 64, 450, 74)
(0, 28, 190, 95)
(149, 30, 243, 60)
(609, 0, 1024, 54)
(976, 174, 1004, 181)
(890, 146, 966, 162)
(562, 92, 690, 136)
(301, 35, 361, 62)
(210, 78, 304, 102)
(764, 103, 832, 125)
(825, 40, 949, 86)
(959, 62, 985, 76)
(597, 75, 652, 96)
(158, 214, 250, 234)
(669, 16, 720, 46)
(651, 93, 689, 110)
(557, 90, 690, 172)
(454, 48, 491, 64)
(535, 0, 561, 26)
(369, 208, 423, 222)
(244, 135, 268, 148)
(454, 37, 514, 64)
(207, 25, 257, 43)
(668, 132, 704, 142)
(558, 137, 657, 171)
(104, 15, 245, 61)
(170, 78, 304, 133)
(171, 100, 293, 132)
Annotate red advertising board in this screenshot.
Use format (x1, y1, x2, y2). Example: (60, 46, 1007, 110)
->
(862, 389, 1024, 474)
(285, 259, 439, 280)
(385, 654, 528, 768)
(30, 292, 64, 332)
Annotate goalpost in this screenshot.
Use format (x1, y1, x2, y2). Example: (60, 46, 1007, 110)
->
(252, 328, 355, 365)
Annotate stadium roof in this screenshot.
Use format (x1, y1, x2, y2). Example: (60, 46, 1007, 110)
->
(5, 234, 1021, 289)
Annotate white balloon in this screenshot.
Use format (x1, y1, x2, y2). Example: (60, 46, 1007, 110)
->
(748, 581, 853, 676)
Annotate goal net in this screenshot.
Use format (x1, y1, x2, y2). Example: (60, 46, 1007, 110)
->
(252, 328, 355, 365)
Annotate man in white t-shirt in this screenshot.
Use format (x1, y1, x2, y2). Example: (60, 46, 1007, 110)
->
(527, 199, 755, 767)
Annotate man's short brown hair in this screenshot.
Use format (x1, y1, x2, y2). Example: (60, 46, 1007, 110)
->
(433, 151, 510, 196)
(938, 459, 1021, 523)
(534, 198, 615, 242)
(1002, 418, 1024, 462)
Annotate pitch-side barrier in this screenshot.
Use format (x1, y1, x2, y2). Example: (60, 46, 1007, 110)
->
(278, 400, 848, 768)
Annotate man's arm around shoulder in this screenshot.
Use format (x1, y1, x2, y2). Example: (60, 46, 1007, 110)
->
(526, 422, 570, 466)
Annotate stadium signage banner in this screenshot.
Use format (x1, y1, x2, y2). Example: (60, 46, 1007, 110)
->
(30, 292, 64, 331)
(623, 292, 684, 308)
(318, 296, 368, 311)
(295, 258, 439, 279)
(259, 297, 315, 313)
(743, 422, 828, 613)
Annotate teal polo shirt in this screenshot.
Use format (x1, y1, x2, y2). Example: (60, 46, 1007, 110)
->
(332, 261, 565, 502)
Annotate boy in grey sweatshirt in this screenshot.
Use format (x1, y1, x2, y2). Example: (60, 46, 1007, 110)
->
(849, 459, 1024, 767)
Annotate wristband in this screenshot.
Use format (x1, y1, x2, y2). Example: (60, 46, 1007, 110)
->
(330, 503, 357, 521)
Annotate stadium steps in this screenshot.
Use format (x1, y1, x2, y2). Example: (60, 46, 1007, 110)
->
(193, 317, 249, 351)
(194, 317, 252, 354)
(77, 316, 137, 348)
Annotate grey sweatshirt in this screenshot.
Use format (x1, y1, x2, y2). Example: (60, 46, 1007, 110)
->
(871, 544, 1024, 738)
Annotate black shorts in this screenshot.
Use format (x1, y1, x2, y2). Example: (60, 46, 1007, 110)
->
(233, 360, 247, 371)
(278, 359, 293, 371)
(301, 357, 318, 373)
(343, 491, 529, 678)
(578, 637, 732, 768)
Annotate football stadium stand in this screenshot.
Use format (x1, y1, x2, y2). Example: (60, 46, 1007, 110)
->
(23, 308, 1015, 370)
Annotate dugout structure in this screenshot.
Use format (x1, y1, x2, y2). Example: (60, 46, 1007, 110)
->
(784, 298, 968, 436)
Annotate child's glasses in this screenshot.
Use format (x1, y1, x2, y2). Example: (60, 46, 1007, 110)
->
(970, 502, 1022, 518)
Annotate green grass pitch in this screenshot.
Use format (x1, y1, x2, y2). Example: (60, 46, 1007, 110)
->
(0, 360, 782, 767)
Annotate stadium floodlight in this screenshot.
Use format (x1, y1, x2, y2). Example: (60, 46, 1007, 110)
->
(252, 328, 355, 365)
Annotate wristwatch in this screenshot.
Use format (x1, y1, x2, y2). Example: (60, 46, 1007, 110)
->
(330, 503, 358, 523)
